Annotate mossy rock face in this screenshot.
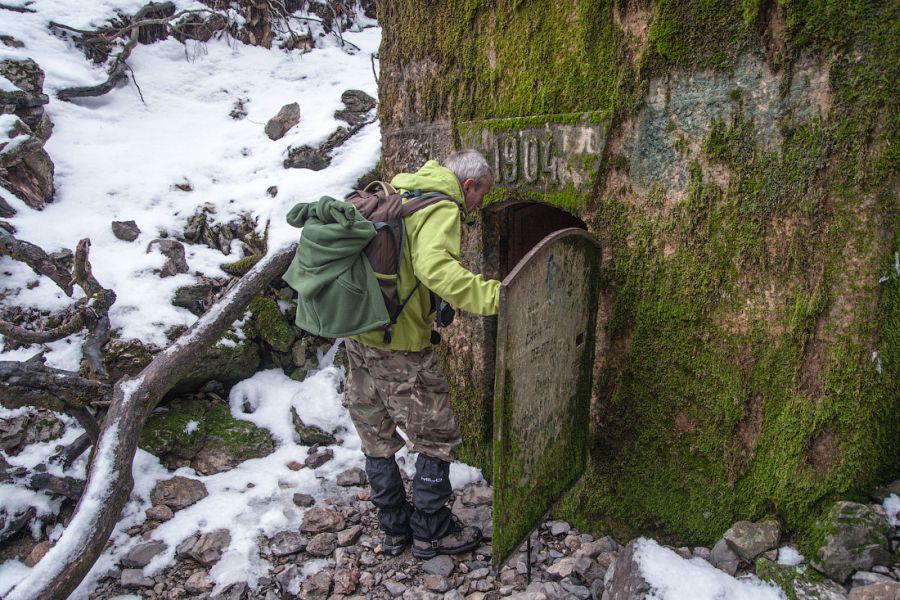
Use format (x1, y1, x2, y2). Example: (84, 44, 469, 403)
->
(754, 558, 847, 600)
(140, 401, 274, 473)
(807, 501, 892, 583)
(380, 0, 900, 545)
(173, 338, 261, 393)
(248, 296, 296, 353)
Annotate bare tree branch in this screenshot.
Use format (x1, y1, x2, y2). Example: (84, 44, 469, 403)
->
(5, 244, 295, 600)
(0, 359, 112, 411)
(0, 228, 73, 296)
(51, 433, 93, 468)
(0, 3, 35, 13)
(0, 308, 90, 344)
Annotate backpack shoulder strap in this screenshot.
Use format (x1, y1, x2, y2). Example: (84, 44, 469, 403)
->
(363, 180, 396, 196)
(398, 192, 455, 217)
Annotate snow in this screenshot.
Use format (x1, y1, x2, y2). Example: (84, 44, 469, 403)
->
(777, 545, 804, 566)
(635, 538, 787, 600)
(885, 493, 900, 527)
(0, 1, 382, 356)
(0, 1, 468, 596)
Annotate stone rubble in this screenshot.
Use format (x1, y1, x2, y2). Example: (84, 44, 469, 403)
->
(7, 405, 898, 600)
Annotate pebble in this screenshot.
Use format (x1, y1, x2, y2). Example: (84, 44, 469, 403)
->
(292, 493, 315, 507)
(423, 555, 456, 578)
(384, 579, 407, 596)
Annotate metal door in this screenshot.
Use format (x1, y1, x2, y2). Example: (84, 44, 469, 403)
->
(492, 228, 601, 566)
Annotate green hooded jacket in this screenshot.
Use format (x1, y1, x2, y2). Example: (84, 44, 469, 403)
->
(283, 195, 390, 337)
(352, 160, 500, 351)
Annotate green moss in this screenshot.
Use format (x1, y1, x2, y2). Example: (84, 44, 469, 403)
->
(248, 296, 295, 353)
(755, 558, 833, 600)
(140, 407, 203, 457)
(221, 255, 260, 276)
(200, 404, 274, 459)
(383, 0, 900, 546)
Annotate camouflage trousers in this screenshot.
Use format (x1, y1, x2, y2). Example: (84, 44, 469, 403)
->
(344, 339, 462, 463)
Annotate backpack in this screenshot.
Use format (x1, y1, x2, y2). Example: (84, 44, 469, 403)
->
(345, 181, 453, 344)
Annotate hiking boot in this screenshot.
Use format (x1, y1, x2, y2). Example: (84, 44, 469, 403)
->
(382, 531, 411, 556)
(410, 516, 482, 559)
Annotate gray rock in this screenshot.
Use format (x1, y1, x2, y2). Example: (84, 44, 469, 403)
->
(811, 501, 893, 582)
(336, 467, 367, 487)
(148, 238, 189, 277)
(145, 504, 174, 522)
(337, 524, 363, 546)
(333, 567, 360, 595)
(849, 582, 900, 600)
(120, 568, 154, 588)
(293, 493, 315, 507)
(443, 591, 465, 600)
(121, 540, 167, 568)
(451, 498, 492, 540)
(304, 447, 334, 469)
(458, 484, 492, 506)
(756, 559, 849, 600)
(604, 540, 651, 600)
(209, 581, 247, 600)
(276, 564, 302, 594)
(307, 532, 337, 557)
(292, 409, 337, 446)
(112, 220, 141, 241)
(851, 571, 894, 587)
(424, 574, 449, 592)
(402, 589, 443, 600)
(190, 529, 231, 566)
(301, 570, 333, 597)
(172, 280, 215, 316)
(590, 579, 604, 600)
(301, 507, 345, 533)
(561, 580, 592, 599)
(184, 570, 212, 594)
(549, 521, 571, 536)
(422, 554, 455, 578)
(265, 102, 300, 140)
(693, 546, 711, 561)
(291, 338, 309, 368)
(334, 89, 376, 126)
(0, 410, 64, 454)
(572, 555, 606, 583)
(723, 520, 781, 561)
(546, 557, 578, 579)
(268, 531, 307, 556)
(384, 579, 407, 597)
(709, 538, 740, 575)
(176, 534, 199, 558)
(150, 476, 208, 510)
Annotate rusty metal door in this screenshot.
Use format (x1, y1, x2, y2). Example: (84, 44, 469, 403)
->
(492, 228, 601, 566)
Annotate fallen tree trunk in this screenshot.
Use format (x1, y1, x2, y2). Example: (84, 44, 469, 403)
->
(5, 244, 295, 600)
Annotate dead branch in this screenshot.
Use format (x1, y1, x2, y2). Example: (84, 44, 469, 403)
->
(0, 3, 35, 13)
(0, 358, 112, 411)
(64, 406, 101, 440)
(0, 508, 36, 544)
(56, 38, 137, 102)
(5, 244, 295, 600)
(0, 307, 91, 344)
(81, 313, 111, 380)
(0, 236, 116, 356)
(0, 228, 73, 296)
(51, 433, 92, 468)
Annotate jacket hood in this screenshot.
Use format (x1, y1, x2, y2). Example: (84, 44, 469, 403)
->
(390, 160, 468, 217)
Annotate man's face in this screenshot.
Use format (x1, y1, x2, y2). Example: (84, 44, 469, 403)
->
(462, 176, 493, 214)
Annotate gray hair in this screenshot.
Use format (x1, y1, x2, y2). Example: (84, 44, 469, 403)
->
(443, 149, 493, 185)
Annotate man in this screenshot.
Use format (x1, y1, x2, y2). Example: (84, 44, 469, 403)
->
(345, 149, 499, 559)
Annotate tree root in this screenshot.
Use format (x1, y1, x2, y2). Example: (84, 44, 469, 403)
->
(5, 244, 295, 600)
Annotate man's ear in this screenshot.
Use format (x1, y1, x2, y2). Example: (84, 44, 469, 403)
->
(462, 178, 475, 192)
